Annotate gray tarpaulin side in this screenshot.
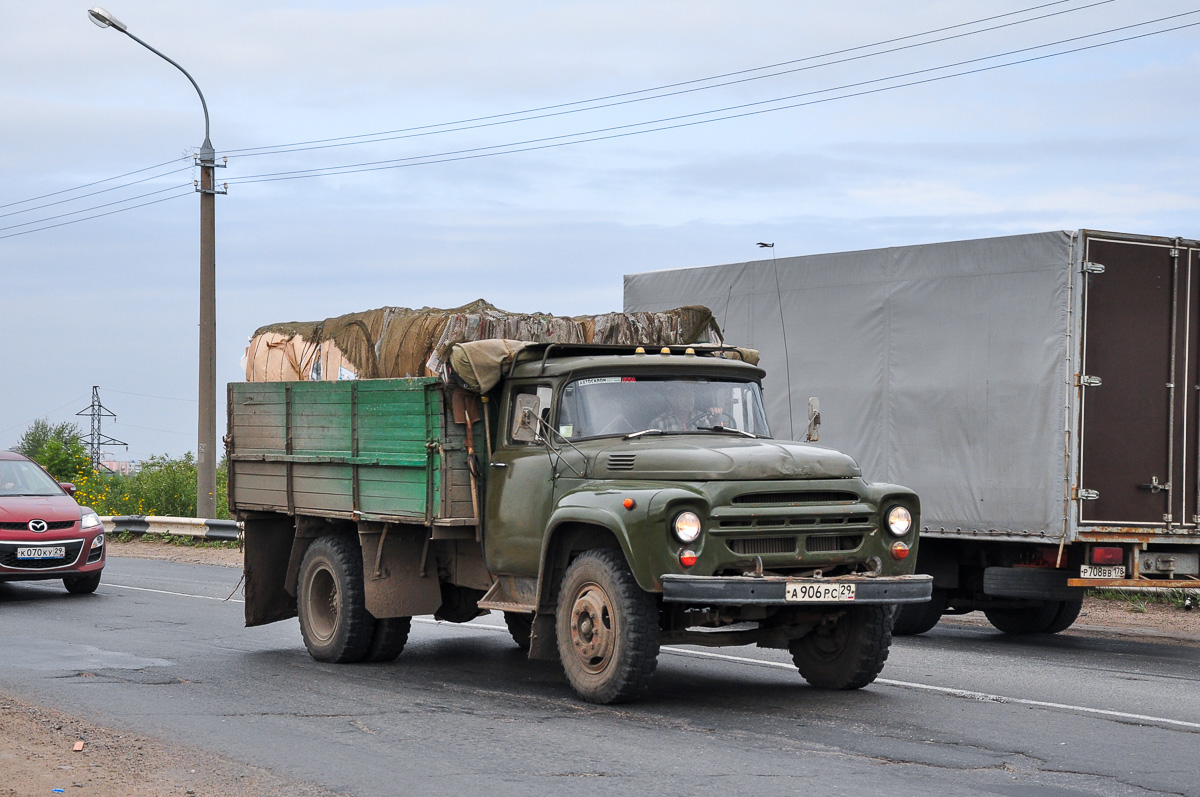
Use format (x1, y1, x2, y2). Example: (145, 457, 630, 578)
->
(624, 231, 1073, 538)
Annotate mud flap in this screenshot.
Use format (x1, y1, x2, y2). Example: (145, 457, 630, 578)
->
(244, 516, 298, 627)
(359, 527, 442, 618)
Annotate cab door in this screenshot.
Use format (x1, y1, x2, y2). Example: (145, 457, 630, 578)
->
(1078, 235, 1198, 528)
(483, 383, 557, 575)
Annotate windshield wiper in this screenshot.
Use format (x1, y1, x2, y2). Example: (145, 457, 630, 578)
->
(625, 428, 664, 439)
(696, 425, 757, 438)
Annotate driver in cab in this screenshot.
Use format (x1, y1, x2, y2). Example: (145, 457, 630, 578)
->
(649, 382, 726, 431)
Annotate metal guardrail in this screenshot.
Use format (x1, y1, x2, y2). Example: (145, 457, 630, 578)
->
(100, 515, 243, 542)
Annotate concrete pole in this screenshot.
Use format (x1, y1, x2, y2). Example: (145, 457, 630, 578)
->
(197, 140, 217, 520)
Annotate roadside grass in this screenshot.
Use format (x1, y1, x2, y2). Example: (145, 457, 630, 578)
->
(112, 530, 241, 550)
(1088, 587, 1197, 612)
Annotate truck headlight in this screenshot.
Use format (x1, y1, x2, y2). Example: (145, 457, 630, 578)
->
(886, 506, 912, 537)
(672, 511, 702, 543)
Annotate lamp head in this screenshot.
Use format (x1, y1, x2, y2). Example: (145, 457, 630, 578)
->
(88, 7, 127, 32)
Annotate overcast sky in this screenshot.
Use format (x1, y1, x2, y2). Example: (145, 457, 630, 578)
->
(3, 0, 1198, 462)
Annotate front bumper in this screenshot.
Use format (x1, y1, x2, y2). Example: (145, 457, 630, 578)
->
(661, 573, 933, 606)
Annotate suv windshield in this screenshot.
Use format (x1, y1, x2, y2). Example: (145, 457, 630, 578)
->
(0, 459, 66, 497)
(558, 377, 770, 439)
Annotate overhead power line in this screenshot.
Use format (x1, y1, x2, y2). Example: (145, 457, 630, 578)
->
(224, 14, 1200, 186)
(0, 156, 189, 211)
(0, 165, 193, 221)
(0, 183, 193, 234)
(0, 190, 193, 240)
(0, 0, 1115, 211)
(218, 0, 1118, 159)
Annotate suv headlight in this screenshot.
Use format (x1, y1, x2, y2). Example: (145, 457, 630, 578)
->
(81, 512, 102, 530)
(672, 511, 702, 543)
(885, 506, 912, 537)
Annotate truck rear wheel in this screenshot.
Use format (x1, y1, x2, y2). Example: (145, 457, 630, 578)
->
(555, 549, 659, 704)
(891, 589, 946, 636)
(364, 617, 411, 662)
(504, 612, 533, 651)
(297, 535, 373, 663)
(790, 605, 892, 690)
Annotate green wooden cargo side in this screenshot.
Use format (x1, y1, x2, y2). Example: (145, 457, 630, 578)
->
(227, 378, 480, 526)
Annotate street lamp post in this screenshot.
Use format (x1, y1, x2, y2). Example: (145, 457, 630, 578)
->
(88, 7, 219, 519)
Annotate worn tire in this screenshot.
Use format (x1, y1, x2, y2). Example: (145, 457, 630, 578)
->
(891, 589, 947, 636)
(63, 572, 102, 595)
(504, 612, 533, 652)
(983, 600, 1061, 634)
(983, 567, 1082, 601)
(297, 535, 373, 663)
(1042, 598, 1084, 634)
(790, 605, 892, 690)
(364, 617, 412, 662)
(555, 549, 659, 704)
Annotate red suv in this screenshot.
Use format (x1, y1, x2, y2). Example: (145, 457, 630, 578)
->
(0, 451, 105, 593)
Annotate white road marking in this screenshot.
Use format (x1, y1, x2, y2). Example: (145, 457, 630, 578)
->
(660, 646, 1200, 731)
(108, 588, 1199, 730)
(104, 583, 244, 603)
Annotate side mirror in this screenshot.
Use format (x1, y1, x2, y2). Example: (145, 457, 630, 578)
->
(805, 397, 821, 442)
(60, 482, 77, 497)
(511, 394, 541, 442)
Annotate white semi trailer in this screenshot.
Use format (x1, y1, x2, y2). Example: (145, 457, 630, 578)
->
(625, 230, 1200, 635)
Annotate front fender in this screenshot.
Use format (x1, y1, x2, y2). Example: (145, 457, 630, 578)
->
(542, 481, 710, 593)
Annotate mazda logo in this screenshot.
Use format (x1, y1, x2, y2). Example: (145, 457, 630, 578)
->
(28, 519, 48, 533)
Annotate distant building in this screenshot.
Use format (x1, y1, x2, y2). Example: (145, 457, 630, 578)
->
(99, 460, 139, 476)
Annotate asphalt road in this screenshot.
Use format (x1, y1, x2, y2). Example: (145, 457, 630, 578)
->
(1, 557, 1197, 797)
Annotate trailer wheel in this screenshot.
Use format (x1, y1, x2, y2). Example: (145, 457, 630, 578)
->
(1042, 598, 1084, 634)
(891, 589, 946, 636)
(790, 605, 892, 690)
(555, 549, 659, 704)
(504, 612, 533, 651)
(297, 535, 373, 663)
(983, 600, 1061, 634)
(364, 617, 411, 662)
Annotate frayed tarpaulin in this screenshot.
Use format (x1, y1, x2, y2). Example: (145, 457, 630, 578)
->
(244, 299, 723, 382)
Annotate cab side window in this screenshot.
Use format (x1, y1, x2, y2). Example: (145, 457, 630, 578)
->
(509, 385, 553, 444)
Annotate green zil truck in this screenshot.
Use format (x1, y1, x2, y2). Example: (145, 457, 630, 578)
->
(228, 342, 931, 703)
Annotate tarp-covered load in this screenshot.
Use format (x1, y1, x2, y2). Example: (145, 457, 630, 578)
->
(244, 299, 723, 384)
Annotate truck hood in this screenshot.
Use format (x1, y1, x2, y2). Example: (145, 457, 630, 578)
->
(590, 436, 861, 481)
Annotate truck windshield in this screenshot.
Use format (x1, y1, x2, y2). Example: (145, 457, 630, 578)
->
(557, 377, 771, 439)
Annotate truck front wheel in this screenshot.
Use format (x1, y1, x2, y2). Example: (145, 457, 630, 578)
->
(297, 535, 374, 663)
(555, 549, 659, 704)
(790, 605, 892, 690)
